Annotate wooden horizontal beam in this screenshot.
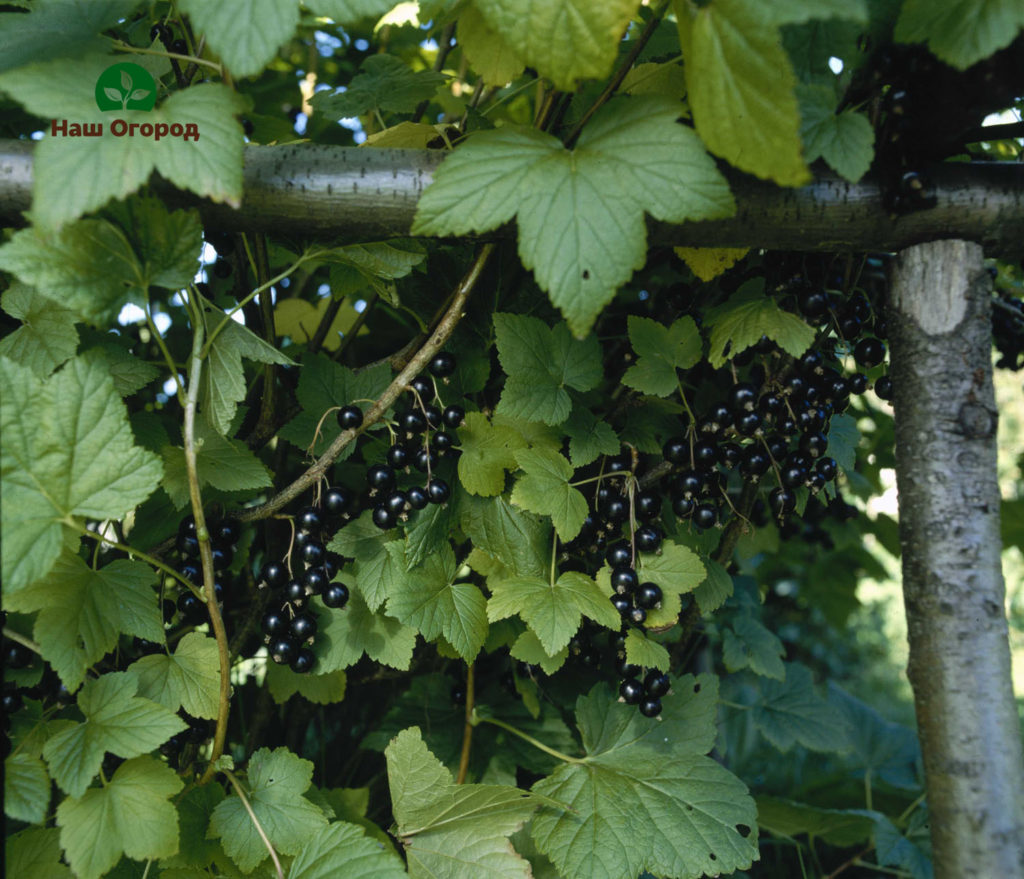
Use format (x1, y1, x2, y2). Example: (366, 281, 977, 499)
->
(2, 138, 1023, 254)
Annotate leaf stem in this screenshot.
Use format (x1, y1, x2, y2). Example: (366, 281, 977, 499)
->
(2, 627, 42, 655)
(473, 712, 584, 764)
(455, 663, 475, 785)
(223, 769, 285, 879)
(564, 0, 671, 147)
(145, 299, 186, 405)
(109, 39, 223, 73)
(237, 243, 495, 522)
(181, 291, 233, 786)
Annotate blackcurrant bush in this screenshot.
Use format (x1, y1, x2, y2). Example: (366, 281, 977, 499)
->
(322, 583, 350, 608)
(443, 405, 466, 428)
(644, 669, 671, 697)
(406, 485, 429, 510)
(289, 613, 317, 641)
(429, 352, 456, 378)
(637, 582, 663, 609)
(427, 479, 451, 504)
(366, 464, 396, 492)
(337, 405, 364, 430)
(619, 678, 644, 704)
(297, 507, 322, 531)
(639, 697, 662, 718)
(611, 565, 639, 593)
(634, 525, 662, 553)
(322, 487, 352, 516)
(290, 648, 316, 674)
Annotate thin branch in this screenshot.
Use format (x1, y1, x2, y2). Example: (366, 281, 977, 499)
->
(180, 293, 233, 786)
(564, 1, 670, 147)
(474, 713, 584, 764)
(456, 663, 475, 785)
(411, 23, 456, 124)
(3, 627, 41, 655)
(70, 522, 200, 596)
(331, 290, 379, 362)
(237, 243, 495, 522)
(223, 770, 285, 879)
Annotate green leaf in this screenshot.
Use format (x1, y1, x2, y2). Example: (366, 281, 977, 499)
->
(459, 493, 550, 579)
(8, 698, 76, 761)
(797, 84, 874, 182)
(5, 827, 72, 879)
(706, 282, 816, 367)
(201, 302, 294, 435)
(266, 663, 347, 704)
(280, 353, 391, 453)
(103, 197, 204, 291)
(314, 239, 427, 305)
(87, 342, 161, 397)
(457, 411, 525, 496)
(161, 419, 273, 508)
(723, 615, 786, 680)
(894, 0, 1024, 70)
(693, 557, 733, 613)
(315, 590, 417, 672)
(0, 284, 78, 377)
(473, 0, 639, 90)
(415, 99, 734, 336)
(170, 783, 225, 869)
(386, 543, 488, 662)
(312, 54, 448, 119)
(0, 354, 163, 593)
(56, 756, 183, 879)
(311, 0, 406, 24)
(623, 629, 671, 672)
(563, 404, 620, 468)
(404, 494, 459, 568)
(493, 314, 603, 425)
(130, 632, 221, 719)
(750, 663, 850, 753)
(0, 54, 245, 230)
(873, 814, 933, 879)
(489, 571, 621, 655)
(0, 0, 140, 74)
(756, 797, 875, 846)
(458, 1, 525, 86)
(531, 675, 758, 878)
(328, 509, 390, 563)
(511, 630, 569, 675)
(349, 540, 407, 613)
(178, 0, 298, 78)
(4, 552, 163, 691)
(209, 747, 328, 873)
(288, 821, 408, 879)
(510, 447, 588, 542)
(4, 752, 51, 824)
(386, 727, 540, 878)
(622, 315, 702, 396)
(637, 539, 706, 607)
(826, 412, 860, 473)
(42, 671, 187, 798)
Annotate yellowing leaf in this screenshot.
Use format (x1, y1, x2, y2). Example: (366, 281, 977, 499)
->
(274, 297, 359, 350)
(459, 2, 525, 85)
(674, 246, 750, 281)
(363, 121, 449, 148)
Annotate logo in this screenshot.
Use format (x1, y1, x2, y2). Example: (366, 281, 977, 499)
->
(95, 63, 157, 112)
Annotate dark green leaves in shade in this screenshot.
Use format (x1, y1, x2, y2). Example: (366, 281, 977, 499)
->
(0, 354, 163, 594)
(288, 821, 408, 879)
(623, 315, 702, 396)
(312, 54, 448, 119)
(797, 84, 875, 183)
(749, 663, 851, 752)
(706, 281, 816, 367)
(530, 675, 758, 878)
(493, 313, 602, 425)
(0, 285, 78, 377)
(414, 98, 734, 336)
(386, 727, 540, 878)
(209, 747, 328, 873)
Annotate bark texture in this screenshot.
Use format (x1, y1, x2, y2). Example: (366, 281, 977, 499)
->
(2, 139, 1024, 253)
(889, 239, 1024, 878)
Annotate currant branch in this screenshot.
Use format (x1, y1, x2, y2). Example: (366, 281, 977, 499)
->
(237, 242, 495, 522)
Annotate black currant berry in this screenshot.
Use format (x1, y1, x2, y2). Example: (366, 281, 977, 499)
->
(672, 495, 695, 518)
(3, 690, 24, 714)
(423, 404, 443, 429)
(427, 479, 451, 504)
(289, 613, 317, 641)
(639, 697, 662, 718)
(410, 376, 433, 398)
(602, 496, 629, 524)
(848, 373, 869, 395)
(816, 457, 838, 481)
(611, 565, 639, 594)
(301, 542, 325, 566)
(768, 487, 796, 517)
(443, 405, 466, 428)
(634, 490, 661, 521)
(385, 490, 409, 516)
(366, 464, 397, 492)
(433, 431, 455, 453)
(211, 546, 233, 570)
(663, 436, 689, 464)
(606, 540, 632, 567)
(269, 637, 297, 665)
(854, 337, 886, 368)
(322, 487, 352, 516)
(875, 375, 894, 401)
(735, 411, 762, 437)
(799, 289, 829, 318)
(634, 525, 662, 553)
(644, 670, 671, 697)
(337, 405, 364, 430)
(628, 606, 647, 625)
(693, 440, 717, 468)
(637, 582, 663, 610)
(616, 658, 641, 678)
(372, 505, 395, 530)
(387, 443, 411, 469)
(611, 594, 631, 615)
(322, 583, 350, 609)
(781, 464, 808, 488)
(406, 485, 429, 510)
(297, 507, 322, 531)
(619, 678, 644, 705)
(428, 352, 456, 378)
(693, 503, 718, 529)
(177, 592, 205, 621)
(413, 448, 438, 472)
(728, 383, 758, 413)
(303, 567, 328, 594)
(215, 518, 241, 546)
(397, 408, 427, 434)
(176, 532, 200, 558)
(290, 647, 316, 674)
(800, 431, 828, 458)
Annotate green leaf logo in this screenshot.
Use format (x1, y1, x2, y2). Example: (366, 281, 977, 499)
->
(94, 62, 157, 112)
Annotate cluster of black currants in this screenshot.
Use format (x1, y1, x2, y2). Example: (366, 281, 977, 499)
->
(175, 515, 241, 625)
(258, 492, 354, 675)
(992, 289, 1024, 371)
(344, 352, 464, 531)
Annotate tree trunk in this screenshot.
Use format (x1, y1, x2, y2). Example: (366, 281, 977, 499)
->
(889, 239, 1024, 877)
